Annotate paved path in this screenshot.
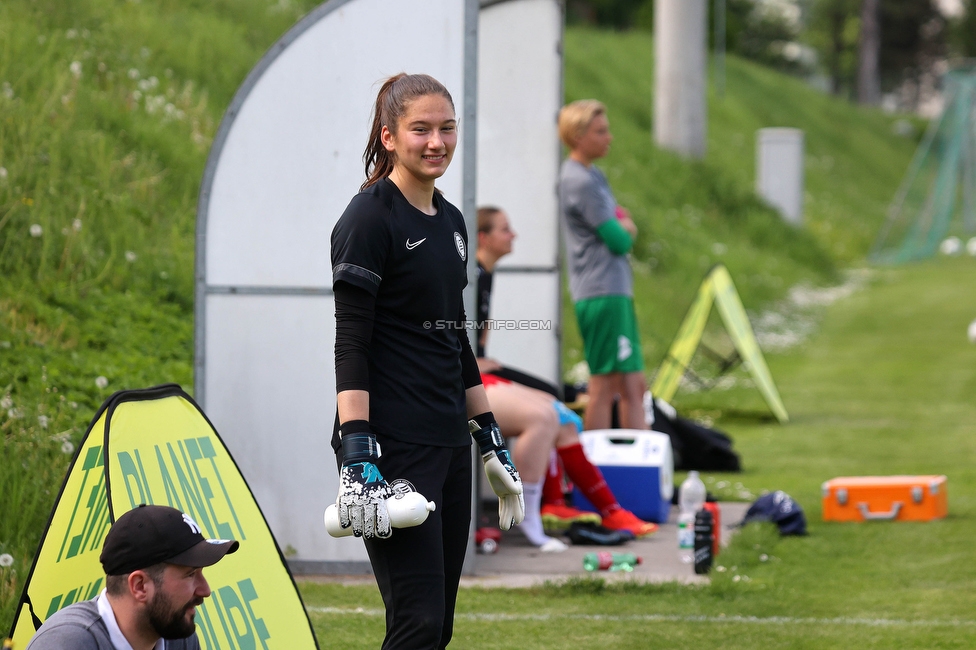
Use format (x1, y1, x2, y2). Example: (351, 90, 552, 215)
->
(301, 502, 750, 589)
(462, 502, 750, 587)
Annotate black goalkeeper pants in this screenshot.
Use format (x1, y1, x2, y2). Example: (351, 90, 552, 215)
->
(364, 436, 473, 650)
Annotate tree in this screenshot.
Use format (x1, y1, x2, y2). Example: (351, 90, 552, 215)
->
(858, 0, 881, 104)
(726, 0, 807, 73)
(949, 0, 976, 57)
(565, 0, 651, 28)
(808, 0, 946, 105)
(807, 0, 860, 97)
(878, 0, 945, 109)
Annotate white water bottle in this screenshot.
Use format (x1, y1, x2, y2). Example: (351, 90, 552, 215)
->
(677, 471, 706, 564)
(324, 492, 436, 538)
(677, 511, 695, 564)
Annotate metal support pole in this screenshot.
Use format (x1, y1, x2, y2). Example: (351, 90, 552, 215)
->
(654, 0, 708, 159)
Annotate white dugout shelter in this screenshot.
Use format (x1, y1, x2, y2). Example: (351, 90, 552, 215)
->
(195, 0, 563, 573)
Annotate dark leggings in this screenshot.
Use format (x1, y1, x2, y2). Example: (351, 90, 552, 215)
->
(363, 436, 473, 650)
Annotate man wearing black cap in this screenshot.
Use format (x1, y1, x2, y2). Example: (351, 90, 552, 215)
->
(26, 504, 239, 650)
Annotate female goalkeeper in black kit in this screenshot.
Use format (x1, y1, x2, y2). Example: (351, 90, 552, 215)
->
(330, 73, 525, 649)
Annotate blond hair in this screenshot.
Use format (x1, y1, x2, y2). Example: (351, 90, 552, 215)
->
(558, 100, 606, 148)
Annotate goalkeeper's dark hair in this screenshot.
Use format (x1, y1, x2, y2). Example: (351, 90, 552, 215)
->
(362, 73, 455, 191)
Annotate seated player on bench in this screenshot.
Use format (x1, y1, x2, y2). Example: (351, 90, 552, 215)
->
(476, 206, 658, 550)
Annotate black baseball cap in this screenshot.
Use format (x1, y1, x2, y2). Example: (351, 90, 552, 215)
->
(100, 504, 239, 576)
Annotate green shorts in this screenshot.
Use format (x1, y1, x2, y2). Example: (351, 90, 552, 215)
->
(574, 295, 644, 375)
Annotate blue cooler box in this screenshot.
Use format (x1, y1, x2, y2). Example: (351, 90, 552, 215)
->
(570, 430, 674, 523)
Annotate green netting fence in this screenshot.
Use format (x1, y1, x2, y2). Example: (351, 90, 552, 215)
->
(871, 66, 976, 264)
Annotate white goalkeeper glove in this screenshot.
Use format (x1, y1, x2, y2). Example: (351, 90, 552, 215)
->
(470, 414, 524, 530)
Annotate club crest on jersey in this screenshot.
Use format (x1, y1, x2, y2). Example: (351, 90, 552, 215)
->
(454, 232, 466, 261)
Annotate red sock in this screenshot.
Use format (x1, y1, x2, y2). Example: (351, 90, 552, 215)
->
(558, 443, 620, 517)
(542, 451, 565, 506)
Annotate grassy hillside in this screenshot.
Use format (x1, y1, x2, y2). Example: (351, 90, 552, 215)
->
(0, 2, 935, 635)
(560, 28, 925, 368)
(0, 0, 323, 627)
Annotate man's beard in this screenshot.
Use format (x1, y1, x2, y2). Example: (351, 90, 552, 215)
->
(146, 588, 202, 640)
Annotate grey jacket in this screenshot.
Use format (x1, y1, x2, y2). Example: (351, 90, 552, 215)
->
(25, 598, 200, 650)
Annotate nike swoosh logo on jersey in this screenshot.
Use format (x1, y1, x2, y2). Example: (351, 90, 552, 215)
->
(405, 238, 427, 250)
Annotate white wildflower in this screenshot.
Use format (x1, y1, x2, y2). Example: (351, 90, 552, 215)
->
(1, 82, 12, 99)
(70, 61, 82, 78)
(125, 251, 137, 262)
(145, 95, 165, 114)
(0, 395, 11, 409)
(128, 68, 140, 79)
(73, 218, 82, 231)
(38, 415, 49, 429)
(7, 408, 22, 419)
(132, 90, 142, 101)
(30, 224, 43, 237)
(66, 29, 78, 39)
(966, 237, 976, 257)
(759, 554, 769, 562)
(0, 554, 13, 568)
(62, 440, 75, 455)
(95, 376, 109, 389)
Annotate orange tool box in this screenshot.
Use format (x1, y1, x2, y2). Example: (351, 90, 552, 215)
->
(821, 475, 948, 522)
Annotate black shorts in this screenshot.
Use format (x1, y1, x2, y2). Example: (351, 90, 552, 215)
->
(364, 436, 473, 650)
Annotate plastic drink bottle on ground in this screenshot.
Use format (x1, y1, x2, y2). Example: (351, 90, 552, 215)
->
(693, 509, 714, 575)
(677, 471, 706, 564)
(677, 512, 695, 563)
(582, 551, 643, 572)
(703, 499, 721, 556)
(679, 470, 707, 514)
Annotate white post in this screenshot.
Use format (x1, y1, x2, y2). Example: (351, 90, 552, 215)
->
(654, 0, 707, 159)
(756, 128, 805, 226)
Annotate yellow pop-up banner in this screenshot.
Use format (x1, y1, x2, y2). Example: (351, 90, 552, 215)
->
(8, 384, 319, 649)
(651, 265, 789, 423)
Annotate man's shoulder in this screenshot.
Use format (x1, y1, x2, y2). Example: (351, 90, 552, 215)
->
(26, 600, 105, 649)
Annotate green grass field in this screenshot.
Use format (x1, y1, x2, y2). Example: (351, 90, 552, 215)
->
(299, 257, 976, 648)
(2, 1, 974, 646)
